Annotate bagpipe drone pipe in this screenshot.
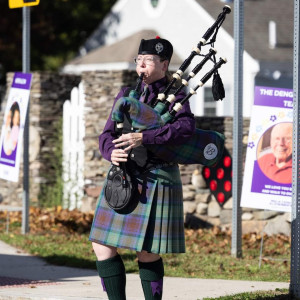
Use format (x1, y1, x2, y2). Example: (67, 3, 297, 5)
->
(111, 5, 231, 167)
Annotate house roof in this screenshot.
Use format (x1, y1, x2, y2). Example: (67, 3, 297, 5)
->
(66, 0, 293, 75)
(197, 0, 293, 62)
(68, 29, 182, 67)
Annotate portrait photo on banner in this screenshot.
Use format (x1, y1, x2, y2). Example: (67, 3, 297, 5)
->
(241, 86, 293, 213)
(1, 101, 21, 165)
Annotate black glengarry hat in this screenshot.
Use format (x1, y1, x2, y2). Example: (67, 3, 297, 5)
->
(138, 36, 173, 61)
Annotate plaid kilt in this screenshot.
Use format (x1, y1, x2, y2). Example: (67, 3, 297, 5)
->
(89, 165, 185, 254)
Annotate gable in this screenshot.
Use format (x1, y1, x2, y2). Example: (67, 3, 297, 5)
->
(73, 0, 236, 67)
(68, 29, 182, 67)
(80, 0, 292, 64)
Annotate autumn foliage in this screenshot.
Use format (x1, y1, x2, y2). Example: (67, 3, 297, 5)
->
(0, 206, 94, 234)
(0, 206, 291, 259)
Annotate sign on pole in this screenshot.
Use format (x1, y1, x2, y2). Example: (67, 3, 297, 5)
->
(241, 86, 293, 212)
(7, 0, 33, 232)
(9, 0, 39, 9)
(0, 72, 32, 182)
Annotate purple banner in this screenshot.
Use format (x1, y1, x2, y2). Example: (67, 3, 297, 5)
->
(0, 145, 17, 167)
(254, 86, 293, 109)
(251, 161, 291, 196)
(11, 73, 32, 90)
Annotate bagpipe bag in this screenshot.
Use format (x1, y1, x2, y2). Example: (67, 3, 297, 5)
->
(112, 90, 225, 166)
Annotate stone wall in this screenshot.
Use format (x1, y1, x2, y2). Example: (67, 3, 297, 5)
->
(80, 70, 290, 236)
(80, 70, 138, 210)
(0, 70, 291, 236)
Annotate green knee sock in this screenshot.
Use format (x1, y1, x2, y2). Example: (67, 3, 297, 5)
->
(96, 255, 126, 300)
(138, 257, 164, 300)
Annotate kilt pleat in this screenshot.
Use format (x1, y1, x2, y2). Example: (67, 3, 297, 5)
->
(89, 165, 185, 254)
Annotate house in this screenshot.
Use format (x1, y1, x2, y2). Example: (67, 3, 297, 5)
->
(62, 0, 293, 117)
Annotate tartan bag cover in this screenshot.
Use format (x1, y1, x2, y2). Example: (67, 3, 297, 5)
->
(89, 165, 185, 254)
(112, 96, 225, 166)
(146, 128, 225, 166)
(112, 94, 164, 131)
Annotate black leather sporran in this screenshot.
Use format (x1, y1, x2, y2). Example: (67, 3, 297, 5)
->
(104, 163, 137, 214)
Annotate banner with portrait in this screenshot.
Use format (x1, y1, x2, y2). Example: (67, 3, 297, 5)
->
(0, 72, 32, 182)
(241, 86, 293, 212)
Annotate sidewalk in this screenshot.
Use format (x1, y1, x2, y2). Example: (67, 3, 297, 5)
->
(0, 240, 289, 300)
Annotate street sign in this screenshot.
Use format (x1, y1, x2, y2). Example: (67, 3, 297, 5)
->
(9, 0, 40, 9)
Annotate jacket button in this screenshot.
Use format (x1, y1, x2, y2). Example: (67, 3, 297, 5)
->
(131, 153, 135, 158)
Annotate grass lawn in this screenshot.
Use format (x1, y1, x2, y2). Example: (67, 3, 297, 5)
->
(0, 208, 293, 299)
(202, 289, 292, 300)
(0, 216, 290, 282)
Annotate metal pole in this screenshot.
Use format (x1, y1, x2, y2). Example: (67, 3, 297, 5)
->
(290, 0, 300, 296)
(22, 6, 30, 234)
(231, 0, 243, 258)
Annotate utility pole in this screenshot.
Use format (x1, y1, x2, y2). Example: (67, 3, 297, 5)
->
(231, 0, 244, 258)
(290, 0, 300, 297)
(22, 6, 30, 234)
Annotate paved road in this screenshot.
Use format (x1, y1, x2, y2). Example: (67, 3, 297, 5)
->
(0, 240, 289, 300)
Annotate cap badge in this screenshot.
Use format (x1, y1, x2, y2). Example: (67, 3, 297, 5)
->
(155, 42, 164, 54)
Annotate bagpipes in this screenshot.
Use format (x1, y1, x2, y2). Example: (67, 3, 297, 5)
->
(111, 5, 231, 167)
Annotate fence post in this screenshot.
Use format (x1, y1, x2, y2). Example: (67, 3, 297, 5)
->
(62, 83, 85, 210)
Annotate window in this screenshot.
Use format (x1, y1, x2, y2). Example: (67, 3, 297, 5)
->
(204, 87, 216, 116)
(204, 107, 216, 116)
(150, 0, 159, 8)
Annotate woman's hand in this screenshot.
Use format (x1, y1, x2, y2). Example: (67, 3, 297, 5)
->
(113, 133, 143, 152)
(111, 149, 128, 166)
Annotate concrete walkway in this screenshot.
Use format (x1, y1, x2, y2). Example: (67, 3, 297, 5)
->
(0, 240, 289, 300)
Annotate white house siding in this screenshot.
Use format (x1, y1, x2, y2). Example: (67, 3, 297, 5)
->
(78, 0, 260, 117)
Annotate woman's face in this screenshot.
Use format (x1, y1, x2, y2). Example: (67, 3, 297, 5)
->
(135, 55, 168, 84)
(13, 110, 20, 126)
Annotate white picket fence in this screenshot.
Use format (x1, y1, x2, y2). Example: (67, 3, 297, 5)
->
(62, 82, 85, 210)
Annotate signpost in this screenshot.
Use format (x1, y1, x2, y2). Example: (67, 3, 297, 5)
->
(21, 5, 30, 234)
(290, 0, 300, 297)
(8, 0, 39, 233)
(232, 0, 244, 258)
